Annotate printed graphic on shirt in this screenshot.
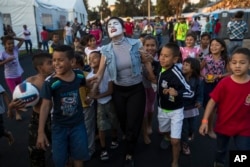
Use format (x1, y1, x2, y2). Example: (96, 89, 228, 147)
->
(60, 90, 78, 116)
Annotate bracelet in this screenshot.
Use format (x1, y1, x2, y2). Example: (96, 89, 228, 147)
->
(201, 119, 208, 124)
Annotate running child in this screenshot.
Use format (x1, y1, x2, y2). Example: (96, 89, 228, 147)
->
(0, 35, 25, 120)
(37, 45, 92, 167)
(181, 57, 203, 155)
(199, 47, 250, 166)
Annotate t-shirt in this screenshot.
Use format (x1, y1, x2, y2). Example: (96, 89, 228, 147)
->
(41, 30, 49, 41)
(0, 85, 6, 114)
(23, 29, 31, 40)
(210, 76, 250, 136)
(180, 47, 200, 61)
(64, 26, 72, 36)
(174, 22, 189, 41)
(89, 29, 102, 45)
(0, 46, 23, 78)
(124, 22, 134, 36)
(41, 70, 86, 127)
(87, 70, 112, 104)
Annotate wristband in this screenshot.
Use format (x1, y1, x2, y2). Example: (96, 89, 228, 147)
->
(202, 119, 208, 124)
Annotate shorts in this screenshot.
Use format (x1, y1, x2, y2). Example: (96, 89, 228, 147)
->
(158, 107, 184, 139)
(5, 76, 22, 93)
(97, 100, 119, 131)
(51, 122, 89, 167)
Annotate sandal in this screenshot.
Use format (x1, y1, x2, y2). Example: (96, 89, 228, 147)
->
(182, 143, 191, 155)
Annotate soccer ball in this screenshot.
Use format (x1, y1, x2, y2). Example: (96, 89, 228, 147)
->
(13, 82, 39, 107)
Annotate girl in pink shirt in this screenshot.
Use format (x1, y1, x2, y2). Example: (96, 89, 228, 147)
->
(0, 35, 24, 120)
(180, 33, 201, 61)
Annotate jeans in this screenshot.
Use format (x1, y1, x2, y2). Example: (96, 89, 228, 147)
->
(51, 122, 89, 167)
(156, 34, 162, 47)
(177, 40, 185, 47)
(42, 40, 49, 51)
(65, 35, 73, 46)
(215, 133, 250, 165)
(25, 39, 32, 54)
(228, 40, 243, 56)
(181, 116, 198, 143)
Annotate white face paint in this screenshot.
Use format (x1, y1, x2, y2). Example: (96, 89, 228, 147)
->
(107, 19, 123, 38)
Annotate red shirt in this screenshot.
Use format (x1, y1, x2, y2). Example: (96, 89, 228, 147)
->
(214, 22, 221, 34)
(124, 22, 134, 36)
(210, 76, 250, 136)
(90, 29, 102, 46)
(41, 30, 49, 41)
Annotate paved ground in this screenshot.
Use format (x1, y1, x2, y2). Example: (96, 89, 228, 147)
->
(0, 34, 242, 167)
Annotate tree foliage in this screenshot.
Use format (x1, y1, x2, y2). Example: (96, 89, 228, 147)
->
(155, 0, 173, 17)
(112, 0, 140, 17)
(168, 0, 189, 18)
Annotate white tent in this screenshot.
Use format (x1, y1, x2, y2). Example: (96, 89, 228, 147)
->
(0, 0, 68, 49)
(42, 0, 88, 25)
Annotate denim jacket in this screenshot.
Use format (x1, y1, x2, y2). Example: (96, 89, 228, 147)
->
(101, 38, 142, 83)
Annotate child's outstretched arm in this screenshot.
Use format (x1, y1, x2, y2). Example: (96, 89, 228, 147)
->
(199, 98, 216, 136)
(37, 98, 51, 150)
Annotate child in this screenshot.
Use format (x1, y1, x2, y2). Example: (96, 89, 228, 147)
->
(0, 35, 25, 120)
(49, 33, 61, 54)
(36, 45, 90, 167)
(10, 52, 54, 167)
(180, 33, 201, 61)
(84, 34, 101, 65)
(157, 43, 194, 167)
(201, 38, 230, 139)
(89, 23, 102, 46)
(74, 37, 85, 53)
(181, 58, 203, 155)
(199, 47, 250, 166)
(72, 52, 96, 158)
(141, 35, 158, 144)
(88, 51, 119, 161)
(0, 84, 14, 145)
(195, 32, 211, 60)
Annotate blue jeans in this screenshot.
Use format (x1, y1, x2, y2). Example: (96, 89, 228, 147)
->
(177, 40, 185, 47)
(42, 40, 49, 51)
(215, 133, 250, 165)
(65, 35, 73, 46)
(228, 40, 243, 56)
(51, 122, 89, 167)
(24, 39, 32, 53)
(181, 116, 198, 143)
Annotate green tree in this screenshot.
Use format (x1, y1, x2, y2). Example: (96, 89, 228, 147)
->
(155, 0, 173, 17)
(98, 0, 111, 19)
(169, 0, 189, 18)
(112, 0, 140, 17)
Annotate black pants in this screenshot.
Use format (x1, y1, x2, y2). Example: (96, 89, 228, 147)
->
(25, 39, 32, 54)
(113, 83, 146, 156)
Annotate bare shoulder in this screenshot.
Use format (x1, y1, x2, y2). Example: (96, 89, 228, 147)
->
(26, 75, 44, 90)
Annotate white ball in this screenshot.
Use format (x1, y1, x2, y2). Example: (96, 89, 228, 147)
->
(13, 82, 39, 107)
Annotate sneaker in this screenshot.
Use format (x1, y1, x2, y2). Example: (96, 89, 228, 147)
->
(182, 143, 191, 155)
(100, 150, 109, 161)
(124, 158, 134, 167)
(110, 141, 119, 149)
(160, 137, 170, 150)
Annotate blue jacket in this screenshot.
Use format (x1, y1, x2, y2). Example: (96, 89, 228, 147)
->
(101, 38, 142, 83)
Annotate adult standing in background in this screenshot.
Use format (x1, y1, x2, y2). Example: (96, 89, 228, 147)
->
(154, 16, 163, 46)
(227, 10, 248, 56)
(174, 17, 189, 47)
(23, 25, 32, 55)
(191, 17, 201, 42)
(89, 23, 102, 46)
(5, 25, 16, 37)
(64, 21, 73, 46)
(213, 18, 221, 38)
(40, 26, 49, 51)
(124, 18, 134, 38)
(71, 17, 81, 39)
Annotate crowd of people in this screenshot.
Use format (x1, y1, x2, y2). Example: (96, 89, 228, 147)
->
(0, 10, 250, 167)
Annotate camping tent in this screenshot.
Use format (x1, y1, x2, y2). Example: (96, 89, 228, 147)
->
(0, 0, 68, 49)
(42, 0, 88, 25)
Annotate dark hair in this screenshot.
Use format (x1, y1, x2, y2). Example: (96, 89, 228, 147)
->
(183, 57, 201, 78)
(201, 32, 211, 40)
(32, 52, 52, 71)
(74, 51, 85, 67)
(105, 16, 124, 38)
(234, 11, 244, 19)
(53, 45, 74, 59)
(66, 21, 70, 26)
(143, 35, 158, 47)
(209, 38, 228, 65)
(162, 43, 181, 58)
(139, 33, 147, 39)
(1, 35, 14, 46)
(231, 47, 250, 61)
(42, 26, 46, 31)
(84, 34, 96, 45)
(90, 51, 101, 57)
(186, 32, 197, 41)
